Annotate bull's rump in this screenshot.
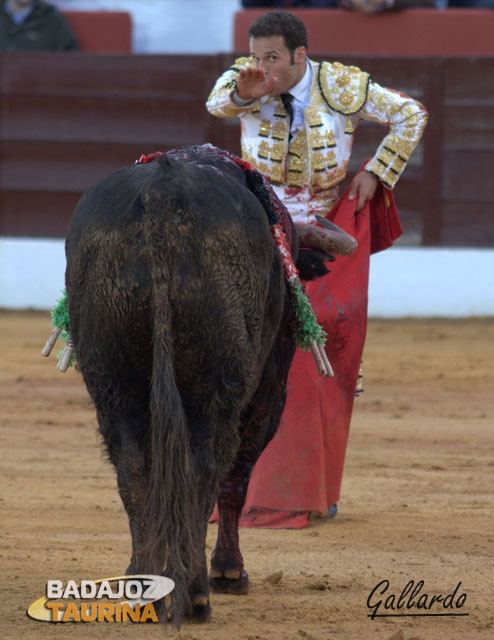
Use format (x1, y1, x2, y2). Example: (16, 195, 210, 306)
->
(66, 155, 285, 405)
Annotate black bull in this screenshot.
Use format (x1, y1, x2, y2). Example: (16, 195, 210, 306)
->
(65, 145, 331, 624)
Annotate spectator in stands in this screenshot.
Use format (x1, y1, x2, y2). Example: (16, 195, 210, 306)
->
(340, 0, 494, 10)
(242, 0, 493, 8)
(0, 0, 79, 51)
(339, 0, 436, 12)
(448, 1, 494, 7)
(242, 1, 339, 7)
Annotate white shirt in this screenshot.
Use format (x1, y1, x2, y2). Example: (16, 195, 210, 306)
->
(283, 60, 313, 138)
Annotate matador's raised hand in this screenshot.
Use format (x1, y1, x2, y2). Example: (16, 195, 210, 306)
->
(236, 67, 277, 101)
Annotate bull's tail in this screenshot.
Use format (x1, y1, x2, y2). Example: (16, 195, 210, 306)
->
(145, 324, 200, 624)
(142, 161, 201, 625)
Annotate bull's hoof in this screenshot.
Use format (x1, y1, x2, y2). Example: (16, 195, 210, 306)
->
(191, 592, 209, 607)
(209, 565, 240, 579)
(209, 570, 249, 595)
(190, 602, 212, 623)
(185, 593, 211, 623)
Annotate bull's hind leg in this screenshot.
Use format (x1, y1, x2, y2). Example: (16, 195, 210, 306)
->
(183, 414, 226, 622)
(210, 320, 295, 595)
(114, 427, 150, 576)
(187, 515, 213, 623)
(209, 456, 254, 595)
(87, 378, 154, 576)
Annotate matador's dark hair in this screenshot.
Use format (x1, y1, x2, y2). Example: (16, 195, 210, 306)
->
(248, 11, 308, 54)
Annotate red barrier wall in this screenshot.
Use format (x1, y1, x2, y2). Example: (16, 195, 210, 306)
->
(62, 11, 132, 53)
(234, 9, 494, 56)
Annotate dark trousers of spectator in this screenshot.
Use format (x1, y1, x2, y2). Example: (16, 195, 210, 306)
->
(448, 0, 494, 6)
(241, 1, 339, 8)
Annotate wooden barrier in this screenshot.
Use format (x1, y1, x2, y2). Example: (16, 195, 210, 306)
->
(234, 9, 494, 56)
(62, 11, 132, 53)
(0, 53, 492, 247)
(0, 53, 219, 238)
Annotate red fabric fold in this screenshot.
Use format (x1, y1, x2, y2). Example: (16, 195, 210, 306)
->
(368, 182, 402, 255)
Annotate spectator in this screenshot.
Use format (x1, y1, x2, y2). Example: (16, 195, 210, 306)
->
(0, 0, 79, 51)
(448, 1, 494, 7)
(240, 1, 494, 12)
(242, 1, 339, 7)
(340, 1, 493, 11)
(339, 0, 436, 12)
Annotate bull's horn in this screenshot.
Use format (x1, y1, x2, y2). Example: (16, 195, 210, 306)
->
(295, 217, 357, 256)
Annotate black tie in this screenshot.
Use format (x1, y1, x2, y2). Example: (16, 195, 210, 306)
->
(281, 92, 294, 138)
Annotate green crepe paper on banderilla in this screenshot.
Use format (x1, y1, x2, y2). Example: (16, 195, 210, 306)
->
(50, 289, 75, 367)
(288, 279, 327, 351)
(51, 289, 71, 342)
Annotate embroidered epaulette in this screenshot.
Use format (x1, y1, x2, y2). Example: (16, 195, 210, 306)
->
(219, 57, 254, 93)
(229, 56, 254, 74)
(317, 61, 370, 116)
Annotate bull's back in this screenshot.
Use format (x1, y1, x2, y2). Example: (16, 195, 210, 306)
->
(65, 156, 284, 405)
(142, 157, 285, 407)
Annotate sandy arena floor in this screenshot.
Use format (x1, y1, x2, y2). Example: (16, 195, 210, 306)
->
(1, 311, 493, 640)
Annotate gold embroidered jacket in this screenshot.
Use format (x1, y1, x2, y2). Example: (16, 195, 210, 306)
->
(206, 58, 427, 215)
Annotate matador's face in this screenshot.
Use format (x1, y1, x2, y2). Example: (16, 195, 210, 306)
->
(249, 35, 306, 97)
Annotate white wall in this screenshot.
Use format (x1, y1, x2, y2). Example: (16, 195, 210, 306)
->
(368, 248, 494, 318)
(0, 239, 66, 310)
(1, 238, 493, 316)
(51, 0, 242, 53)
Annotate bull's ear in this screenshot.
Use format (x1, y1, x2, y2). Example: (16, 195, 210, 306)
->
(296, 249, 334, 281)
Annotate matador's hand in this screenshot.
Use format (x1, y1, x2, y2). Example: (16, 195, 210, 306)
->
(236, 67, 277, 101)
(348, 170, 379, 211)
